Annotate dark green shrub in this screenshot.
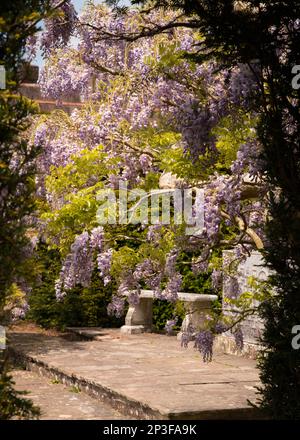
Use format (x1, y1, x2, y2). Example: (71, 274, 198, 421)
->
(153, 299, 184, 332)
(27, 242, 123, 329)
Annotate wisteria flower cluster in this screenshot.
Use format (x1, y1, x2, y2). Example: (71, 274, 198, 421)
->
(55, 226, 112, 299)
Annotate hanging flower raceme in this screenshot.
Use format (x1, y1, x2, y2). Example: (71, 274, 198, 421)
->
(55, 227, 105, 300)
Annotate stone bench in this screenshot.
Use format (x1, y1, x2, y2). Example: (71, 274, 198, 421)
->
(120, 290, 218, 337)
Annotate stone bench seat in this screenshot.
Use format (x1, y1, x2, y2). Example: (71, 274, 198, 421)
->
(120, 290, 218, 337)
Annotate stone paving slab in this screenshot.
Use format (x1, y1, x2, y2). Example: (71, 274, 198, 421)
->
(12, 369, 134, 420)
(9, 328, 262, 419)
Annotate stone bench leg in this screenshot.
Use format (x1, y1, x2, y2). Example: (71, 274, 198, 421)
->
(177, 300, 212, 340)
(120, 297, 153, 335)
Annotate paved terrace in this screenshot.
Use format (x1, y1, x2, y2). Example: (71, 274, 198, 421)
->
(9, 327, 262, 419)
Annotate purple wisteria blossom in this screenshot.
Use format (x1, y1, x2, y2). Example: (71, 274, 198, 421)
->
(11, 303, 30, 321)
(211, 269, 223, 291)
(90, 226, 105, 252)
(164, 316, 178, 335)
(233, 327, 244, 351)
(194, 330, 214, 362)
(97, 248, 113, 285)
(163, 273, 182, 302)
(107, 295, 125, 318)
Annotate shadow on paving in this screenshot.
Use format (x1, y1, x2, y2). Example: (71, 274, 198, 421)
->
(7, 331, 101, 357)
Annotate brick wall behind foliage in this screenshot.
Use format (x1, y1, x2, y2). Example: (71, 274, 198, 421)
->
(20, 65, 84, 114)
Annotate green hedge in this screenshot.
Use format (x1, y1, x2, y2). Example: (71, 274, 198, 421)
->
(27, 242, 123, 329)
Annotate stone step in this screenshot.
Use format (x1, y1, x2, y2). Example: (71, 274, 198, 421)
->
(65, 327, 111, 341)
(12, 369, 134, 420)
(9, 346, 165, 420)
(8, 329, 265, 420)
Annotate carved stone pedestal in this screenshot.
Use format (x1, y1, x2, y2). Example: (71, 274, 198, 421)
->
(177, 293, 218, 340)
(120, 291, 153, 335)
